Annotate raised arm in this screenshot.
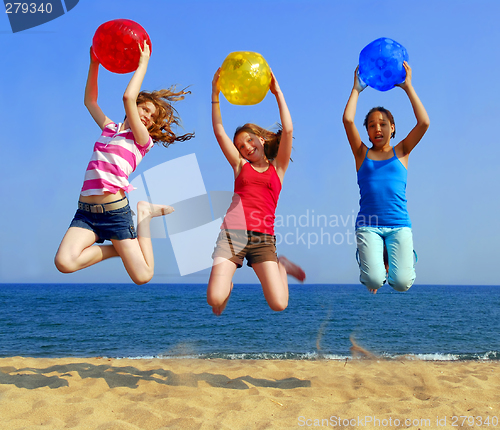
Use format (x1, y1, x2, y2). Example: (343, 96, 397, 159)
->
(211, 68, 242, 171)
(395, 62, 430, 156)
(271, 72, 293, 179)
(84, 48, 112, 130)
(342, 66, 367, 165)
(122, 42, 151, 147)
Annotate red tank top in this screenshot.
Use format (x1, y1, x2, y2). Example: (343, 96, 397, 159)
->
(222, 162, 282, 235)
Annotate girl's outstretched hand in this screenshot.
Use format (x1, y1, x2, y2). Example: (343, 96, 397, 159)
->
(396, 61, 412, 90)
(269, 71, 282, 96)
(212, 68, 221, 96)
(353, 65, 367, 93)
(138, 40, 151, 66)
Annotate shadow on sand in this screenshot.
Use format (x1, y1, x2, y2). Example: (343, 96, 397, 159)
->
(0, 362, 311, 390)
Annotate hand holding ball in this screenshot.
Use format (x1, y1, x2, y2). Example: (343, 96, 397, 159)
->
(358, 38, 409, 92)
(92, 19, 152, 74)
(219, 52, 272, 105)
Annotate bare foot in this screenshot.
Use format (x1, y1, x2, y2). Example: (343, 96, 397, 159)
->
(137, 201, 174, 218)
(278, 256, 306, 282)
(212, 282, 233, 316)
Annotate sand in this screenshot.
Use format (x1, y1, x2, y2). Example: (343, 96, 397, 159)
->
(1, 356, 499, 429)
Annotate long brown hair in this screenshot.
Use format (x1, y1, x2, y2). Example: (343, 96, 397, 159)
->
(233, 123, 283, 160)
(136, 87, 194, 147)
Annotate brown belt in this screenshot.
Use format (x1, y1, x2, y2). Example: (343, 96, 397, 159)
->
(78, 197, 128, 214)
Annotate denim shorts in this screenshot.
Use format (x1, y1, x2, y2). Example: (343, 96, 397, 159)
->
(69, 202, 137, 243)
(212, 229, 278, 268)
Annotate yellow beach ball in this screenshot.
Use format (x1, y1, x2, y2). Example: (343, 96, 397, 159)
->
(219, 51, 272, 105)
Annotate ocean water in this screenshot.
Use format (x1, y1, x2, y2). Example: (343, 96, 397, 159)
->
(1, 283, 499, 361)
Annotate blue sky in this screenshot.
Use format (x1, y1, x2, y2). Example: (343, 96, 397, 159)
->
(1, 0, 499, 285)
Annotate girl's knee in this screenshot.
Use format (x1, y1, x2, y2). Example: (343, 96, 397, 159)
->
(388, 274, 415, 292)
(265, 289, 288, 311)
(131, 271, 153, 285)
(269, 298, 288, 312)
(206, 293, 221, 308)
(207, 288, 228, 308)
(263, 287, 288, 311)
(125, 264, 154, 285)
(360, 271, 386, 291)
(361, 279, 385, 291)
(54, 254, 76, 274)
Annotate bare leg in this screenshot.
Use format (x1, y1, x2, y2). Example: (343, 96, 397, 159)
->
(136, 200, 173, 267)
(252, 261, 289, 311)
(207, 257, 237, 316)
(112, 201, 173, 285)
(55, 227, 118, 273)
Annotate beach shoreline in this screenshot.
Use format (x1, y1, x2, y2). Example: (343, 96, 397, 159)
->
(1, 356, 499, 429)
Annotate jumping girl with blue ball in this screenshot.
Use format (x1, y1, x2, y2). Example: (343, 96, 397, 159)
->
(343, 62, 430, 293)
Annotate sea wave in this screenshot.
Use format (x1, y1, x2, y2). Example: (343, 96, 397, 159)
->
(116, 350, 500, 361)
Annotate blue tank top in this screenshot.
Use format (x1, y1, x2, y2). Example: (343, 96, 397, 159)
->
(356, 148, 411, 228)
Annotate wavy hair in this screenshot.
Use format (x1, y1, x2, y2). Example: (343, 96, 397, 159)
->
(233, 123, 283, 160)
(136, 87, 194, 147)
(363, 106, 396, 139)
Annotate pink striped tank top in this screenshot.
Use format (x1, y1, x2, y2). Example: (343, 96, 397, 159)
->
(81, 122, 153, 196)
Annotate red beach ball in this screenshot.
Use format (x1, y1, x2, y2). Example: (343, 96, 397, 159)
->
(92, 19, 152, 74)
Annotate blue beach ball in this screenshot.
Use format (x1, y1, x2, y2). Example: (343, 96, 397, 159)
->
(358, 38, 409, 92)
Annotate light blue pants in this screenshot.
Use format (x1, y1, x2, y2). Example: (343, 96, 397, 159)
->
(356, 227, 416, 292)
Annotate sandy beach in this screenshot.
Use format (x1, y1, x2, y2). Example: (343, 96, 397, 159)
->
(0, 357, 499, 429)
